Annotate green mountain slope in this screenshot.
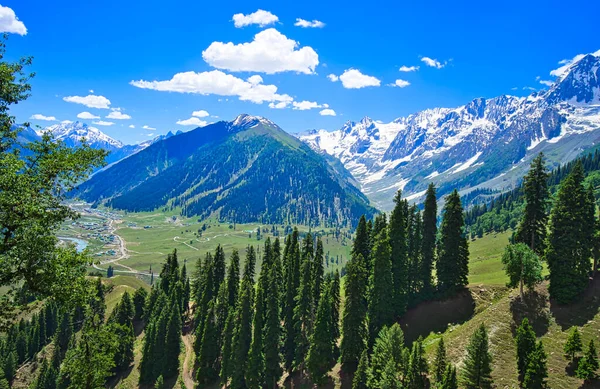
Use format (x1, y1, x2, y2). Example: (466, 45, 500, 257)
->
(74, 114, 376, 227)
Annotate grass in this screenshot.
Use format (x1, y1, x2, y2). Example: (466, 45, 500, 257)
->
(468, 231, 512, 286)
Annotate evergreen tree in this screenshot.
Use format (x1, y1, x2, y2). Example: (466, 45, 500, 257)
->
(523, 341, 548, 389)
(243, 245, 257, 282)
(407, 205, 423, 304)
(353, 350, 371, 389)
(197, 301, 220, 385)
(564, 326, 583, 361)
(369, 229, 394, 347)
(461, 324, 492, 389)
(219, 310, 236, 385)
(440, 365, 458, 389)
(163, 301, 181, 378)
(437, 190, 469, 295)
(546, 161, 595, 303)
(293, 232, 315, 369)
(282, 229, 301, 372)
(330, 270, 341, 359)
(515, 153, 550, 254)
(312, 238, 325, 312)
(306, 283, 335, 385)
(341, 253, 368, 372)
(263, 259, 283, 388)
(353, 215, 372, 274)
(246, 284, 266, 388)
(133, 287, 148, 321)
(369, 324, 406, 388)
(389, 190, 409, 317)
(90, 277, 106, 322)
(154, 375, 164, 389)
(433, 338, 447, 383)
(577, 339, 599, 381)
(515, 318, 537, 380)
(231, 277, 254, 389)
(502, 244, 543, 299)
(421, 183, 437, 300)
(0, 379, 8, 389)
(227, 250, 241, 308)
(406, 338, 428, 389)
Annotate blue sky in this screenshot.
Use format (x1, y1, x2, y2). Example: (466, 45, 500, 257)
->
(3, 0, 600, 144)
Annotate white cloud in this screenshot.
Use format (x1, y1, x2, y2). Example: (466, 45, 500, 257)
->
(338, 69, 381, 89)
(30, 114, 57, 121)
(77, 112, 100, 119)
(92, 121, 115, 126)
(89, 89, 94, 93)
(319, 109, 336, 116)
(61, 120, 73, 124)
(192, 110, 210, 118)
(294, 18, 325, 28)
(107, 111, 132, 120)
(327, 74, 339, 82)
(247, 75, 263, 85)
(0, 5, 27, 35)
(292, 100, 322, 110)
(63, 94, 111, 109)
(550, 49, 600, 78)
(421, 57, 446, 69)
(176, 117, 208, 126)
(202, 28, 319, 74)
(523, 86, 537, 91)
(399, 65, 419, 72)
(129, 125, 135, 128)
(390, 79, 410, 88)
(232, 9, 278, 28)
(130, 69, 292, 105)
(268, 101, 289, 109)
(143, 125, 156, 131)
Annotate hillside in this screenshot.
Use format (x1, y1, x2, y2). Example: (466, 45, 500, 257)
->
(301, 51, 600, 210)
(74, 114, 376, 227)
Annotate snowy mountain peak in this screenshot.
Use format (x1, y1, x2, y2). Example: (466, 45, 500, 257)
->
(40, 121, 123, 149)
(231, 113, 277, 130)
(547, 53, 600, 105)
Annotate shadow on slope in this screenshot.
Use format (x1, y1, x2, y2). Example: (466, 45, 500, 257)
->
(550, 276, 600, 330)
(509, 288, 551, 337)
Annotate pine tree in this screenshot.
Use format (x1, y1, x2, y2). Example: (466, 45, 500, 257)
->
(389, 190, 409, 317)
(353, 215, 372, 274)
(197, 300, 220, 385)
(546, 161, 595, 303)
(246, 284, 266, 388)
(564, 326, 583, 361)
(341, 253, 368, 372)
(421, 183, 437, 300)
(515, 318, 537, 380)
(231, 277, 254, 389)
(515, 153, 550, 255)
(440, 365, 458, 389)
(307, 283, 335, 385)
(330, 270, 341, 359)
(352, 350, 371, 389)
(283, 229, 300, 372)
(263, 258, 283, 388)
(163, 301, 181, 379)
(369, 229, 394, 347)
(406, 338, 428, 389)
(433, 338, 447, 383)
(437, 190, 469, 295)
(154, 375, 164, 389)
(0, 379, 9, 389)
(369, 324, 406, 388)
(461, 324, 492, 389)
(577, 339, 599, 381)
(523, 341, 548, 389)
(312, 237, 325, 311)
(407, 205, 423, 304)
(219, 310, 236, 385)
(133, 287, 148, 320)
(243, 245, 257, 282)
(293, 232, 315, 369)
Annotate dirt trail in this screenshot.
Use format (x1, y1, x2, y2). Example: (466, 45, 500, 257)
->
(181, 323, 195, 389)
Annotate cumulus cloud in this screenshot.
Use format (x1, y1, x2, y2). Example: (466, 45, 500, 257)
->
(336, 69, 381, 89)
(129, 124, 135, 128)
(390, 79, 410, 88)
(294, 18, 325, 28)
(192, 110, 210, 118)
(233, 9, 278, 28)
(143, 125, 156, 131)
(268, 101, 289, 109)
(292, 100, 323, 110)
(107, 111, 131, 119)
(202, 28, 319, 74)
(421, 57, 446, 69)
(399, 65, 419, 72)
(61, 120, 73, 124)
(30, 114, 57, 121)
(63, 94, 111, 109)
(176, 117, 208, 126)
(0, 5, 27, 35)
(77, 112, 100, 119)
(130, 69, 292, 105)
(327, 74, 339, 82)
(549, 49, 600, 78)
(92, 120, 114, 126)
(319, 109, 336, 116)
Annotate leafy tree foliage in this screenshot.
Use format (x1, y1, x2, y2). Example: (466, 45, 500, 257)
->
(502, 244, 543, 298)
(461, 324, 493, 389)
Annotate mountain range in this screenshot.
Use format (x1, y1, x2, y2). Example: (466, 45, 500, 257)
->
(73, 114, 375, 227)
(300, 52, 600, 210)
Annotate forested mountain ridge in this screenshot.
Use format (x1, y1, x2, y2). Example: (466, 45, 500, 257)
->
(74, 114, 376, 227)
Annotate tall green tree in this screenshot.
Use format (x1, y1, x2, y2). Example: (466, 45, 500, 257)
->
(330, 270, 341, 359)
(263, 257, 283, 388)
(226, 250, 241, 308)
(461, 324, 493, 389)
(515, 153, 550, 254)
(389, 190, 409, 317)
(163, 301, 181, 379)
(341, 253, 368, 372)
(352, 350, 371, 389)
(353, 216, 372, 274)
(219, 311, 236, 385)
(283, 229, 300, 372)
(369, 324, 406, 388)
(546, 161, 595, 303)
(433, 338, 447, 384)
(421, 183, 437, 300)
(293, 232, 315, 369)
(230, 276, 254, 389)
(502, 244, 543, 299)
(246, 284, 265, 388)
(564, 327, 583, 361)
(306, 283, 335, 385)
(406, 338, 428, 389)
(407, 205, 423, 304)
(523, 341, 548, 389)
(369, 229, 394, 347)
(312, 238, 325, 311)
(577, 339, 599, 381)
(515, 318, 537, 381)
(440, 365, 458, 389)
(437, 190, 469, 295)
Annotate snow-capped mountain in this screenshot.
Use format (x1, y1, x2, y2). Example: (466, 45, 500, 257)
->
(39, 121, 124, 149)
(301, 52, 600, 210)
